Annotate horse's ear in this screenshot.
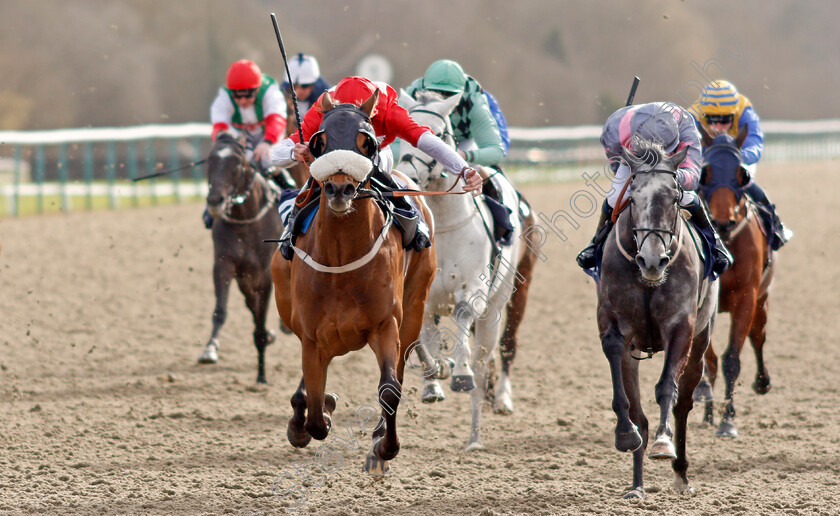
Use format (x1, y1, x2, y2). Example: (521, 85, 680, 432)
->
(697, 122, 714, 148)
(700, 165, 711, 186)
(735, 123, 749, 148)
(320, 91, 338, 112)
(399, 89, 418, 110)
(439, 91, 463, 116)
(359, 89, 380, 118)
(666, 145, 690, 169)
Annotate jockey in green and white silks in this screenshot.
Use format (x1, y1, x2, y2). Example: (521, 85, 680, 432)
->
(402, 60, 505, 167)
(210, 60, 286, 169)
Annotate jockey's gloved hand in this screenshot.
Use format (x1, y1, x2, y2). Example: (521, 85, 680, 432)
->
(461, 167, 482, 194)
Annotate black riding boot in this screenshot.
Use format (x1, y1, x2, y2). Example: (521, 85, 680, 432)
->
(278, 178, 314, 260)
(686, 198, 733, 276)
(745, 182, 791, 251)
(576, 200, 613, 270)
(202, 207, 214, 229)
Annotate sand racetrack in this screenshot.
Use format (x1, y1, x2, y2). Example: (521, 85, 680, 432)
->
(1, 161, 838, 515)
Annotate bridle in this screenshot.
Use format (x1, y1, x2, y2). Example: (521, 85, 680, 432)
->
(398, 106, 456, 187)
(627, 169, 683, 257)
(209, 140, 275, 224)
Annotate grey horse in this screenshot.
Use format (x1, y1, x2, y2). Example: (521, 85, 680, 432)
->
(596, 139, 719, 498)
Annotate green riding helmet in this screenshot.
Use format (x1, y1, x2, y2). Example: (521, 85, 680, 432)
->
(422, 59, 467, 94)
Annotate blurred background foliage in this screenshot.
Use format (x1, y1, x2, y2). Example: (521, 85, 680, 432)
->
(0, 0, 836, 130)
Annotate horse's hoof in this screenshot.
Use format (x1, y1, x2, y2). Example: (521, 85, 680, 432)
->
(422, 383, 445, 403)
(266, 330, 276, 345)
(465, 440, 483, 452)
(673, 474, 694, 494)
(325, 393, 338, 414)
(451, 375, 476, 392)
(198, 343, 218, 364)
(648, 436, 677, 460)
(693, 381, 714, 402)
(305, 414, 332, 441)
(623, 487, 645, 499)
(287, 422, 312, 448)
(279, 321, 294, 335)
(615, 425, 643, 452)
(753, 376, 771, 395)
(364, 438, 391, 477)
(493, 398, 514, 415)
(716, 420, 738, 438)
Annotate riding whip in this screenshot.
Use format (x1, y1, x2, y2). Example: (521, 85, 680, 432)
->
(270, 13, 305, 145)
(625, 76, 640, 106)
(132, 159, 207, 182)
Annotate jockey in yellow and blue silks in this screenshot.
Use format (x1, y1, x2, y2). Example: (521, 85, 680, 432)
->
(690, 80, 790, 250)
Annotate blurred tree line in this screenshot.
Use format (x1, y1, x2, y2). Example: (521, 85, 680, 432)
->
(0, 0, 836, 131)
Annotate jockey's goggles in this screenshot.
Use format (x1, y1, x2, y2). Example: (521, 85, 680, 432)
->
(232, 89, 257, 99)
(296, 83, 315, 89)
(706, 114, 734, 125)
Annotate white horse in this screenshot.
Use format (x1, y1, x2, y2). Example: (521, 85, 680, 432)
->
(396, 90, 529, 450)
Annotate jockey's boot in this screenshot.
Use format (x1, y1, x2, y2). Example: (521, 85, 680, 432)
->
(745, 182, 792, 251)
(686, 198, 733, 277)
(202, 207, 214, 229)
(481, 166, 514, 244)
(576, 200, 613, 270)
(278, 177, 315, 261)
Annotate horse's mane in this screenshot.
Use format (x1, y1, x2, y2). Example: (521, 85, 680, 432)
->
(415, 90, 447, 104)
(628, 136, 669, 171)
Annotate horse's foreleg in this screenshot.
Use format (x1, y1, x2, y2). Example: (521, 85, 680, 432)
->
(243, 274, 275, 384)
(621, 355, 648, 499)
(199, 261, 234, 364)
(365, 320, 402, 476)
(415, 313, 447, 403)
(749, 297, 771, 395)
(650, 324, 694, 460)
(301, 339, 332, 441)
(671, 324, 710, 494)
(287, 377, 311, 448)
(466, 317, 503, 451)
(496, 248, 536, 415)
(450, 301, 476, 392)
(718, 297, 757, 438)
(601, 327, 641, 453)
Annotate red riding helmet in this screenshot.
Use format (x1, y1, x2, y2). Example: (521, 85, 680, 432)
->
(226, 60, 262, 90)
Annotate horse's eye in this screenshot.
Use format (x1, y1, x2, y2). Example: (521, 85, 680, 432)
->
(356, 133, 375, 158)
(309, 132, 327, 157)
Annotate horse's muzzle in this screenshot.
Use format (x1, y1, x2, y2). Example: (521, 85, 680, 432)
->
(324, 181, 357, 213)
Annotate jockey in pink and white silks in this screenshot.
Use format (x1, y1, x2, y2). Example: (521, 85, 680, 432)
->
(577, 101, 733, 277)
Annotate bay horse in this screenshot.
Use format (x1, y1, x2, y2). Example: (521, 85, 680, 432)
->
(597, 139, 718, 498)
(396, 89, 537, 451)
(270, 91, 436, 475)
(197, 132, 283, 384)
(694, 127, 775, 438)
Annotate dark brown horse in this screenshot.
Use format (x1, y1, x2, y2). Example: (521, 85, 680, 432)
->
(597, 139, 718, 498)
(197, 132, 283, 384)
(270, 91, 436, 475)
(694, 127, 775, 438)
